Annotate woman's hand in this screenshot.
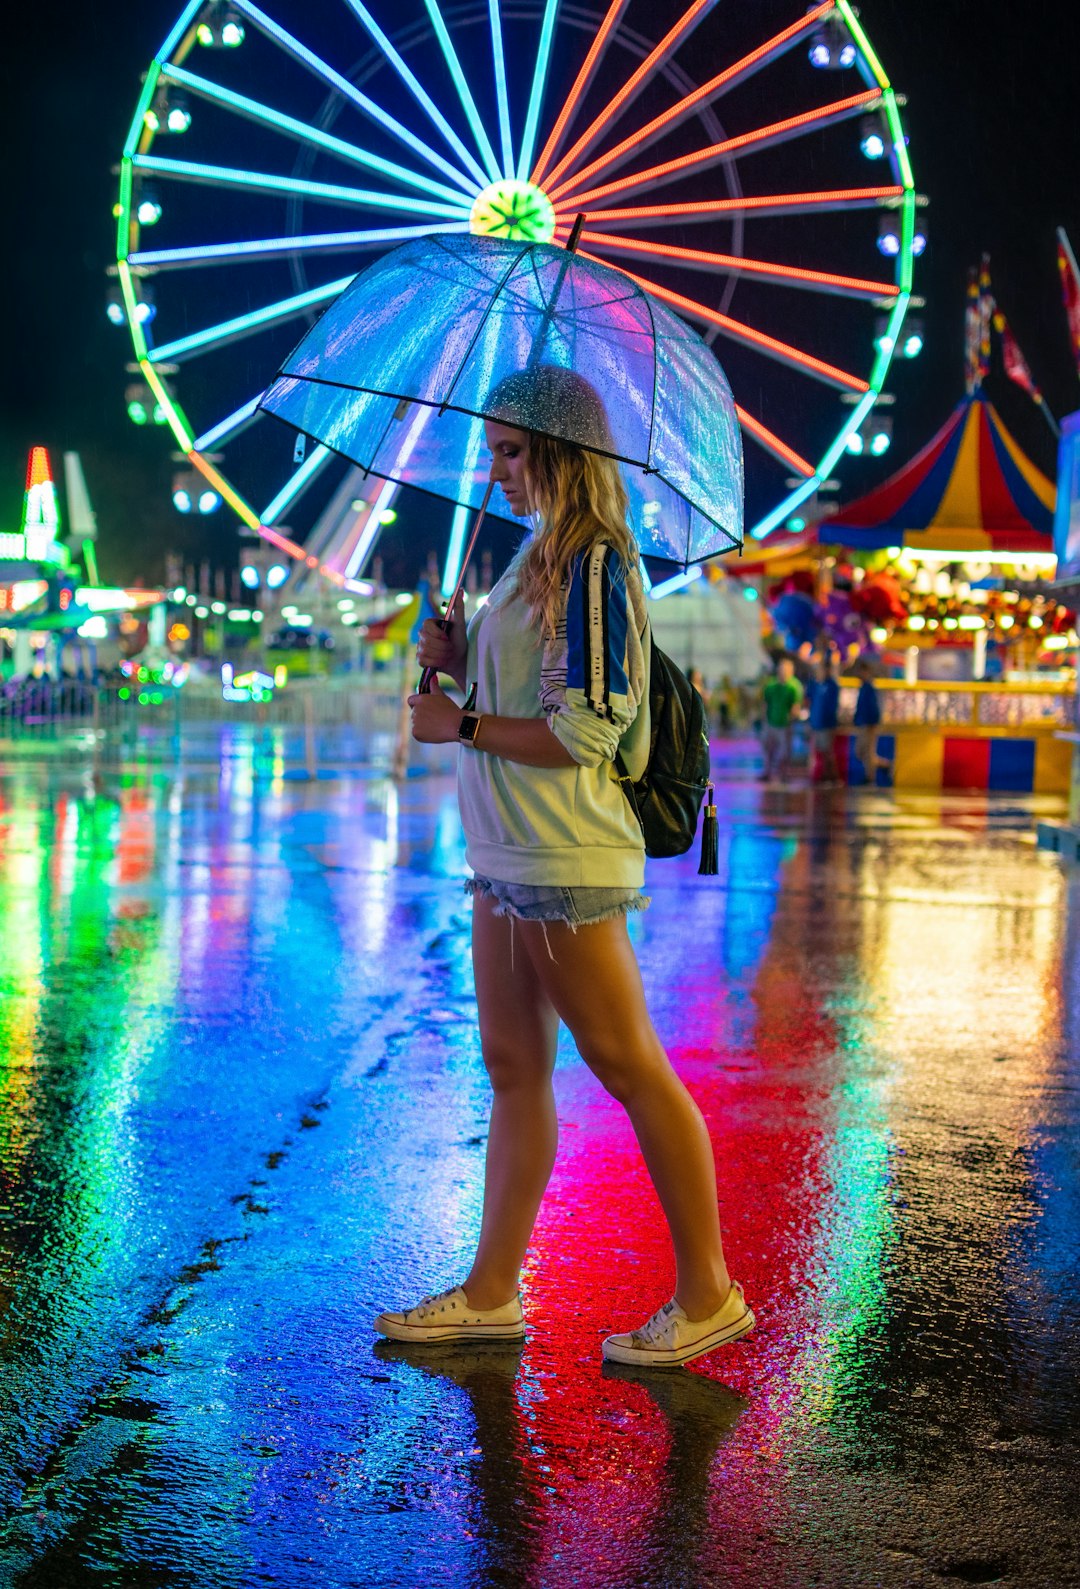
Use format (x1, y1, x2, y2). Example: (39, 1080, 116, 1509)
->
(416, 593, 467, 690)
(408, 676, 463, 743)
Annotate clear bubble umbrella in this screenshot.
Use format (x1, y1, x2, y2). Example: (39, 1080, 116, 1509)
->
(258, 231, 744, 574)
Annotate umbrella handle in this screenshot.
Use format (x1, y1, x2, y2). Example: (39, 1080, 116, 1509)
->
(416, 479, 495, 695)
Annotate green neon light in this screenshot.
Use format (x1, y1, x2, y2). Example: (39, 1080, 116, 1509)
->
(234, 0, 478, 197)
(470, 179, 556, 241)
(161, 63, 471, 205)
(131, 155, 472, 218)
(123, 62, 162, 160)
(880, 88, 914, 190)
(117, 262, 149, 361)
(834, 0, 887, 90)
(140, 360, 195, 452)
(867, 291, 911, 390)
(148, 278, 353, 364)
(898, 191, 916, 294)
(115, 159, 134, 263)
(516, 0, 560, 183)
(343, 0, 490, 189)
(488, 0, 515, 177)
(422, 0, 501, 182)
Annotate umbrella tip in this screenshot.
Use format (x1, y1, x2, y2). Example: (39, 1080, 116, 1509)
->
(565, 214, 586, 254)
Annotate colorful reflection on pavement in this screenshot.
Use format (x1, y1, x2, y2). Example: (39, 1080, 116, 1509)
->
(1, 754, 1078, 1586)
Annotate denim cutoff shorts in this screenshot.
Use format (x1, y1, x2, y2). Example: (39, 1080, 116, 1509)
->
(466, 873, 649, 929)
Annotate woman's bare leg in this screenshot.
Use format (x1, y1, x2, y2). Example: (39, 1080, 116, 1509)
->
(517, 916, 731, 1321)
(461, 892, 561, 1312)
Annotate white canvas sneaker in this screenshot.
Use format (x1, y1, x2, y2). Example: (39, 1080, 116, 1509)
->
(602, 1282, 754, 1368)
(373, 1285, 525, 1344)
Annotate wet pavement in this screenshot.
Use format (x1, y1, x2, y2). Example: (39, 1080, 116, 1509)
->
(1, 737, 1078, 1588)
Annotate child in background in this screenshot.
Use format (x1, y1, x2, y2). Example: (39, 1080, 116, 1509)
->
(853, 658, 889, 782)
(807, 652, 840, 785)
(759, 658, 803, 782)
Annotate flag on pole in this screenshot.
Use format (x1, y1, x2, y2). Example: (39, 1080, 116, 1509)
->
(977, 255, 994, 382)
(991, 308, 1061, 439)
(1056, 227, 1080, 375)
(964, 268, 982, 395)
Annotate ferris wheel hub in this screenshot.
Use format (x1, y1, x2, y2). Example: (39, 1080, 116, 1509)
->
(469, 179, 556, 243)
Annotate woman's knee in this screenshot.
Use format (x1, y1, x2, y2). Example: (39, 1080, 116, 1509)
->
(576, 1032, 667, 1104)
(480, 1031, 555, 1093)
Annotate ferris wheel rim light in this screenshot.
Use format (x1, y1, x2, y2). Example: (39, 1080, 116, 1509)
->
(543, 0, 837, 201)
(229, 0, 480, 197)
(131, 153, 473, 217)
(549, 88, 884, 209)
(160, 62, 476, 204)
(576, 230, 900, 301)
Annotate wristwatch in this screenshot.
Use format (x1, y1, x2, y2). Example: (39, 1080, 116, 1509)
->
(457, 712, 483, 747)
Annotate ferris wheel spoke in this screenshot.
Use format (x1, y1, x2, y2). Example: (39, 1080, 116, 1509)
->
(575, 230, 899, 302)
(530, 0, 629, 188)
(545, 2, 833, 199)
(261, 446, 334, 525)
(230, 1, 479, 198)
(420, 0, 501, 181)
(147, 277, 353, 364)
(345, 406, 433, 578)
(515, 0, 560, 183)
(550, 89, 883, 209)
(541, 0, 718, 193)
(131, 222, 470, 271)
(583, 254, 869, 392)
(194, 397, 263, 452)
(734, 408, 814, 478)
(574, 186, 905, 230)
(132, 154, 473, 217)
(486, 1, 514, 177)
(337, 2, 489, 188)
(160, 63, 472, 204)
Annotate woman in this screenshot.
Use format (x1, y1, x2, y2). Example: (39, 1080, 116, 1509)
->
(373, 369, 753, 1369)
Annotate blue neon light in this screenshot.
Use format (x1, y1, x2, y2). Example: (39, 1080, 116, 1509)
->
(649, 566, 703, 600)
(131, 222, 470, 270)
(516, 0, 560, 183)
(421, 0, 501, 182)
(194, 398, 262, 451)
(262, 447, 332, 524)
(148, 279, 353, 364)
(487, 1, 515, 178)
(131, 155, 472, 217)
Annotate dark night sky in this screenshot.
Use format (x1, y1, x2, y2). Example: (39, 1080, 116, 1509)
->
(3, 1, 1079, 587)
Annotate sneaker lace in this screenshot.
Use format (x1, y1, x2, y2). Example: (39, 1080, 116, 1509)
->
(415, 1287, 457, 1321)
(631, 1303, 677, 1348)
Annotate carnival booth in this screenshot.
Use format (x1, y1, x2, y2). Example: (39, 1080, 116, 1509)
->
(810, 396, 1074, 792)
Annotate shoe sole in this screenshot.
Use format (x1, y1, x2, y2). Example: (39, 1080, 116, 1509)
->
(601, 1306, 755, 1368)
(374, 1316, 526, 1344)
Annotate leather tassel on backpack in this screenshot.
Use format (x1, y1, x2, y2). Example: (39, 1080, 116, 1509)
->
(697, 782, 718, 875)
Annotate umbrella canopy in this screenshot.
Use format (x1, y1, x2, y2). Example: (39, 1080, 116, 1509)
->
(814, 397, 1055, 554)
(259, 234, 743, 567)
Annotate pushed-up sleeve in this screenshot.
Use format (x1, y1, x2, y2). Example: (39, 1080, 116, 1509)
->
(538, 542, 647, 767)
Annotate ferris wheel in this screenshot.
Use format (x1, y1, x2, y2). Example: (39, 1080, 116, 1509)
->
(112, 0, 922, 592)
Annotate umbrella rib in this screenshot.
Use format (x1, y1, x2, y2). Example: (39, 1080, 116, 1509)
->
(132, 154, 475, 217)
(130, 223, 471, 271)
(342, 0, 491, 189)
(541, 0, 718, 193)
(147, 278, 354, 364)
(530, 0, 629, 188)
(580, 253, 869, 392)
(546, 2, 834, 200)
(160, 63, 474, 205)
(421, 0, 502, 182)
(438, 244, 536, 411)
(549, 90, 883, 210)
(570, 186, 905, 229)
(230, 1, 480, 197)
(573, 230, 899, 302)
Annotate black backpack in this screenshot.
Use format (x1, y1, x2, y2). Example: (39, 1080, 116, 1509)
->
(614, 634, 715, 866)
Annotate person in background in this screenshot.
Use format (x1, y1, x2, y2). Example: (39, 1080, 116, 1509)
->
(759, 657, 803, 782)
(807, 651, 841, 785)
(852, 657, 889, 783)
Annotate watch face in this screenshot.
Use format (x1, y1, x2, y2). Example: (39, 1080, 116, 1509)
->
(458, 714, 479, 742)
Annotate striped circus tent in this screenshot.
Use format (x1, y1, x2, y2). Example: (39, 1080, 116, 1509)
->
(815, 397, 1056, 553)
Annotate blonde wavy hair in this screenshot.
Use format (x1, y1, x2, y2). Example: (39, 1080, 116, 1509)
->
(486, 367, 637, 640)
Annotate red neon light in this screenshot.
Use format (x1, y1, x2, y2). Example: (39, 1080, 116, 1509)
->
(542, 0, 716, 192)
(735, 407, 815, 477)
(530, 0, 629, 188)
(574, 230, 899, 299)
(558, 186, 904, 224)
(578, 251, 869, 391)
(550, 90, 882, 210)
(549, 2, 835, 200)
(26, 446, 53, 492)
